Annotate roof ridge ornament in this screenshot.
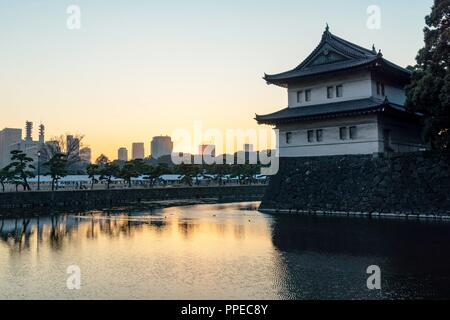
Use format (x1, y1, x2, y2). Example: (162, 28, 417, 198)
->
(372, 44, 377, 53)
(322, 23, 331, 40)
(377, 49, 383, 58)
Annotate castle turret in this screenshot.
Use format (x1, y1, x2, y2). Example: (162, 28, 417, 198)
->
(256, 27, 427, 157)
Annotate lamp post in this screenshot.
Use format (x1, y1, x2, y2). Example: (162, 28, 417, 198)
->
(37, 151, 41, 191)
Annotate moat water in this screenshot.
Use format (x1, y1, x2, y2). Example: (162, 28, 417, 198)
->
(1, 202, 450, 300)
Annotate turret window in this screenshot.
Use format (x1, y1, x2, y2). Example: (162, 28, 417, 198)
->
(307, 130, 314, 143)
(316, 129, 323, 142)
(327, 85, 343, 99)
(327, 86, 334, 99)
(296, 91, 303, 103)
(286, 132, 293, 144)
(349, 126, 358, 140)
(305, 90, 312, 102)
(339, 127, 348, 140)
(336, 85, 344, 98)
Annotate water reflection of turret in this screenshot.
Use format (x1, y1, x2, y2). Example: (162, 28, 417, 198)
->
(270, 215, 450, 263)
(268, 214, 450, 299)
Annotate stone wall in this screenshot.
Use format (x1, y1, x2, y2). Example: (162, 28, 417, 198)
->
(0, 185, 267, 216)
(260, 152, 450, 216)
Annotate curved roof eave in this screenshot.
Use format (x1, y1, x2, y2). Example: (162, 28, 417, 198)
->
(263, 29, 411, 87)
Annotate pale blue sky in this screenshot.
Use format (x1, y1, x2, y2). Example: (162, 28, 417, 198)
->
(0, 0, 433, 158)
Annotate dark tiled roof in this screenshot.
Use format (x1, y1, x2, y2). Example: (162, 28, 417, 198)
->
(264, 29, 411, 86)
(255, 98, 415, 125)
(265, 58, 379, 82)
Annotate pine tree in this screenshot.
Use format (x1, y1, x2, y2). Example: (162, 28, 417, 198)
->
(406, 0, 450, 150)
(44, 153, 68, 191)
(6, 150, 35, 191)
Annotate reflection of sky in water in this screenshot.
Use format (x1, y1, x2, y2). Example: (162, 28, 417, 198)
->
(0, 203, 288, 300)
(1, 203, 450, 300)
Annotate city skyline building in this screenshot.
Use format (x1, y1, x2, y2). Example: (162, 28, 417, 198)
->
(67, 135, 80, 157)
(199, 144, 216, 158)
(0, 121, 49, 168)
(1, 121, 101, 167)
(151, 136, 173, 160)
(118, 147, 128, 162)
(80, 147, 92, 163)
(25, 121, 33, 142)
(41, 140, 61, 163)
(39, 124, 45, 144)
(0, 128, 22, 168)
(132, 143, 145, 160)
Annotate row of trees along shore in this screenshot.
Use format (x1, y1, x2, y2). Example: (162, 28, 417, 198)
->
(0, 150, 265, 192)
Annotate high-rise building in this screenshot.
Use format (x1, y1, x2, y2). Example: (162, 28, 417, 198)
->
(80, 147, 92, 163)
(25, 121, 33, 142)
(46, 140, 61, 153)
(39, 124, 45, 144)
(67, 135, 80, 158)
(199, 144, 216, 158)
(132, 143, 145, 160)
(20, 121, 44, 164)
(151, 136, 173, 160)
(40, 140, 61, 163)
(118, 147, 128, 162)
(1, 122, 48, 167)
(0, 128, 22, 168)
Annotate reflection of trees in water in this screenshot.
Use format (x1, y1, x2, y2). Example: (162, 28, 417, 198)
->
(81, 210, 168, 239)
(1, 204, 257, 254)
(0, 212, 168, 253)
(178, 222, 199, 239)
(49, 216, 69, 250)
(233, 224, 245, 240)
(98, 212, 168, 239)
(0, 218, 33, 253)
(177, 219, 248, 240)
(0, 215, 78, 253)
(86, 217, 97, 240)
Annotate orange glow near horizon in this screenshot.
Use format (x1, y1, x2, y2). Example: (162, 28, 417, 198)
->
(0, 1, 430, 160)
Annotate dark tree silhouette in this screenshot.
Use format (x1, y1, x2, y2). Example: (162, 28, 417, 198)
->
(86, 164, 99, 190)
(5, 150, 35, 191)
(406, 0, 450, 150)
(118, 160, 146, 188)
(44, 153, 69, 191)
(95, 155, 119, 189)
(0, 167, 13, 192)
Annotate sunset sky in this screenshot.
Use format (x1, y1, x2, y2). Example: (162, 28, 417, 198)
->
(0, 0, 432, 159)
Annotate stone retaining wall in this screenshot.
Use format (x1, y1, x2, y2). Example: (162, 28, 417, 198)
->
(260, 152, 450, 217)
(0, 185, 267, 216)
